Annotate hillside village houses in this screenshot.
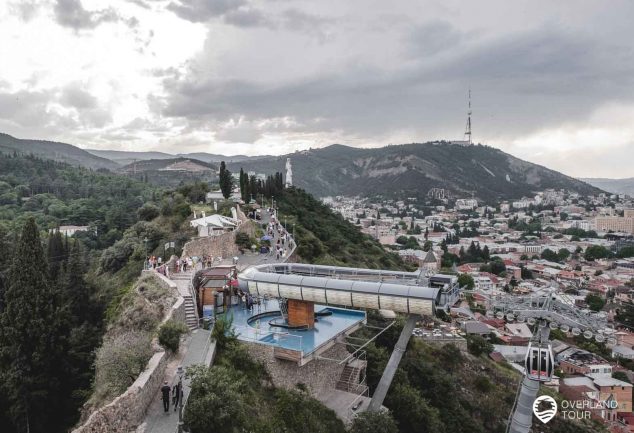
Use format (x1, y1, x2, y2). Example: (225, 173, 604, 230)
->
(325, 190, 634, 430)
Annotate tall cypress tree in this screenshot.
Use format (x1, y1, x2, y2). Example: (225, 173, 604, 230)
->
(219, 161, 233, 199)
(47, 230, 66, 282)
(0, 218, 69, 432)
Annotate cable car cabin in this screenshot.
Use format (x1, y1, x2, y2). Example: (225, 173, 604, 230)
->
(525, 343, 554, 382)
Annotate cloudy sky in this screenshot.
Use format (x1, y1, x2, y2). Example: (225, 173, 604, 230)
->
(1, 0, 633, 178)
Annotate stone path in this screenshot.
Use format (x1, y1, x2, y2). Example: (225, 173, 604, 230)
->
(140, 329, 214, 433)
(234, 210, 296, 271)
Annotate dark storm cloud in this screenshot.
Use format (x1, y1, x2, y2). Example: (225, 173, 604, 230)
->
(54, 0, 137, 30)
(166, 0, 247, 23)
(158, 21, 634, 141)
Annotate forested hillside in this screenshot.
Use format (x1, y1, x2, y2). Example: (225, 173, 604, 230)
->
(0, 153, 154, 235)
(277, 188, 412, 270)
(0, 133, 118, 170)
(0, 155, 199, 433)
(230, 142, 602, 202)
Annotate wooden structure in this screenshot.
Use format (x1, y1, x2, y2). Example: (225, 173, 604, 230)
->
(287, 299, 315, 328)
(197, 265, 237, 314)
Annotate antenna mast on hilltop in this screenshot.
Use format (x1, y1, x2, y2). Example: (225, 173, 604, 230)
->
(464, 88, 472, 145)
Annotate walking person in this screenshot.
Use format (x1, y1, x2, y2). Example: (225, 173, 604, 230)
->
(172, 380, 182, 411)
(161, 381, 171, 413)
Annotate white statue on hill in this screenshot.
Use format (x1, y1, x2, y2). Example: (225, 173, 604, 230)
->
(285, 157, 293, 188)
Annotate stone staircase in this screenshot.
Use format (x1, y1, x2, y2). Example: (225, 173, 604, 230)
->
(171, 271, 199, 330)
(336, 363, 368, 395)
(183, 295, 199, 330)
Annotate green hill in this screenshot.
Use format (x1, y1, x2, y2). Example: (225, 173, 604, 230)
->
(0, 133, 119, 170)
(277, 187, 412, 270)
(230, 142, 602, 202)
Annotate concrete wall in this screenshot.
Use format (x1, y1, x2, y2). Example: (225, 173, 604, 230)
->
(73, 272, 187, 433)
(244, 342, 347, 397)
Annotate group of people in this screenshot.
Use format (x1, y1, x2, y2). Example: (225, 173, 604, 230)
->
(160, 379, 183, 413)
(174, 256, 193, 273)
(265, 218, 294, 261)
(201, 254, 216, 269)
(146, 256, 162, 270)
(236, 288, 256, 311)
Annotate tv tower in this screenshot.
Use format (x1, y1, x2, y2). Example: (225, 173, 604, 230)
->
(464, 88, 472, 145)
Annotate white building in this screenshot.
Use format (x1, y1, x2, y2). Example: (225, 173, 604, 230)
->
(52, 225, 90, 236)
(455, 199, 478, 210)
(190, 214, 239, 237)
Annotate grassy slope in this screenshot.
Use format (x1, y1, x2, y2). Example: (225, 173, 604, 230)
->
(277, 187, 414, 270)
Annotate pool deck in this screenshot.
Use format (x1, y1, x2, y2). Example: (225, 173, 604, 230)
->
(217, 298, 366, 361)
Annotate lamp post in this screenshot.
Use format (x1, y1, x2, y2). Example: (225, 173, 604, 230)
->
(144, 237, 148, 269)
(177, 365, 185, 432)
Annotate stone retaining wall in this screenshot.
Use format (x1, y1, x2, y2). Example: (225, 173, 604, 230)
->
(73, 352, 168, 433)
(181, 219, 258, 259)
(244, 342, 348, 397)
(73, 272, 187, 433)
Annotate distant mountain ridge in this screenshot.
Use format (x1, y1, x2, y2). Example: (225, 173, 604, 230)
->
(228, 142, 602, 202)
(86, 149, 272, 166)
(0, 133, 119, 170)
(0, 133, 604, 202)
(581, 177, 634, 196)
(119, 157, 216, 173)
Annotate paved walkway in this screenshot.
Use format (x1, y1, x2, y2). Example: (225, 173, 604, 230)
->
(141, 329, 214, 433)
(234, 210, 296, 271)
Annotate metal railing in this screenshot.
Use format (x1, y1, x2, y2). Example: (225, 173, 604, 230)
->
(232, 324, 303, 353)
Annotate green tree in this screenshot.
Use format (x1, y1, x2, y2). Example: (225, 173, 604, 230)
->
(386, 383, 444, 433)
(137, 203, 160, 221)
(541, 248, 560, 262)
(558, 248, 571, 262)
(584, 245, 612, 261)
(350, 410, 399, 433)
(458, 273, 475, 290)
(585, 294, 606, 312)
(184, 365, 249, 433)
(219, 161, 233, 200)
(0, 218, 70, 432)
(466, 334, 493, 356)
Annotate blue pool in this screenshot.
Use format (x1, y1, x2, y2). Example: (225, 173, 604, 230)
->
(218, 299, 366, 354)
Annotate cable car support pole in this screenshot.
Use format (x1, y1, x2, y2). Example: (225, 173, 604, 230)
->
(368, 314, 420, 412)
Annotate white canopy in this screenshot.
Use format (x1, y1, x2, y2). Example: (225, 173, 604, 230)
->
(190, 214, 238, 229)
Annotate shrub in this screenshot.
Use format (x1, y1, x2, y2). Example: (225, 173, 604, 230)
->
(93, 331, 153, 400)
(212, 314, 237, 349)
(474, 376, 494, 392)
(158, 320, 188, 352)
(466, 334, 494, 357)
(138, 203, 160, 221)
(350, 410, 399, 433)
(235, 232, 251, 249)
